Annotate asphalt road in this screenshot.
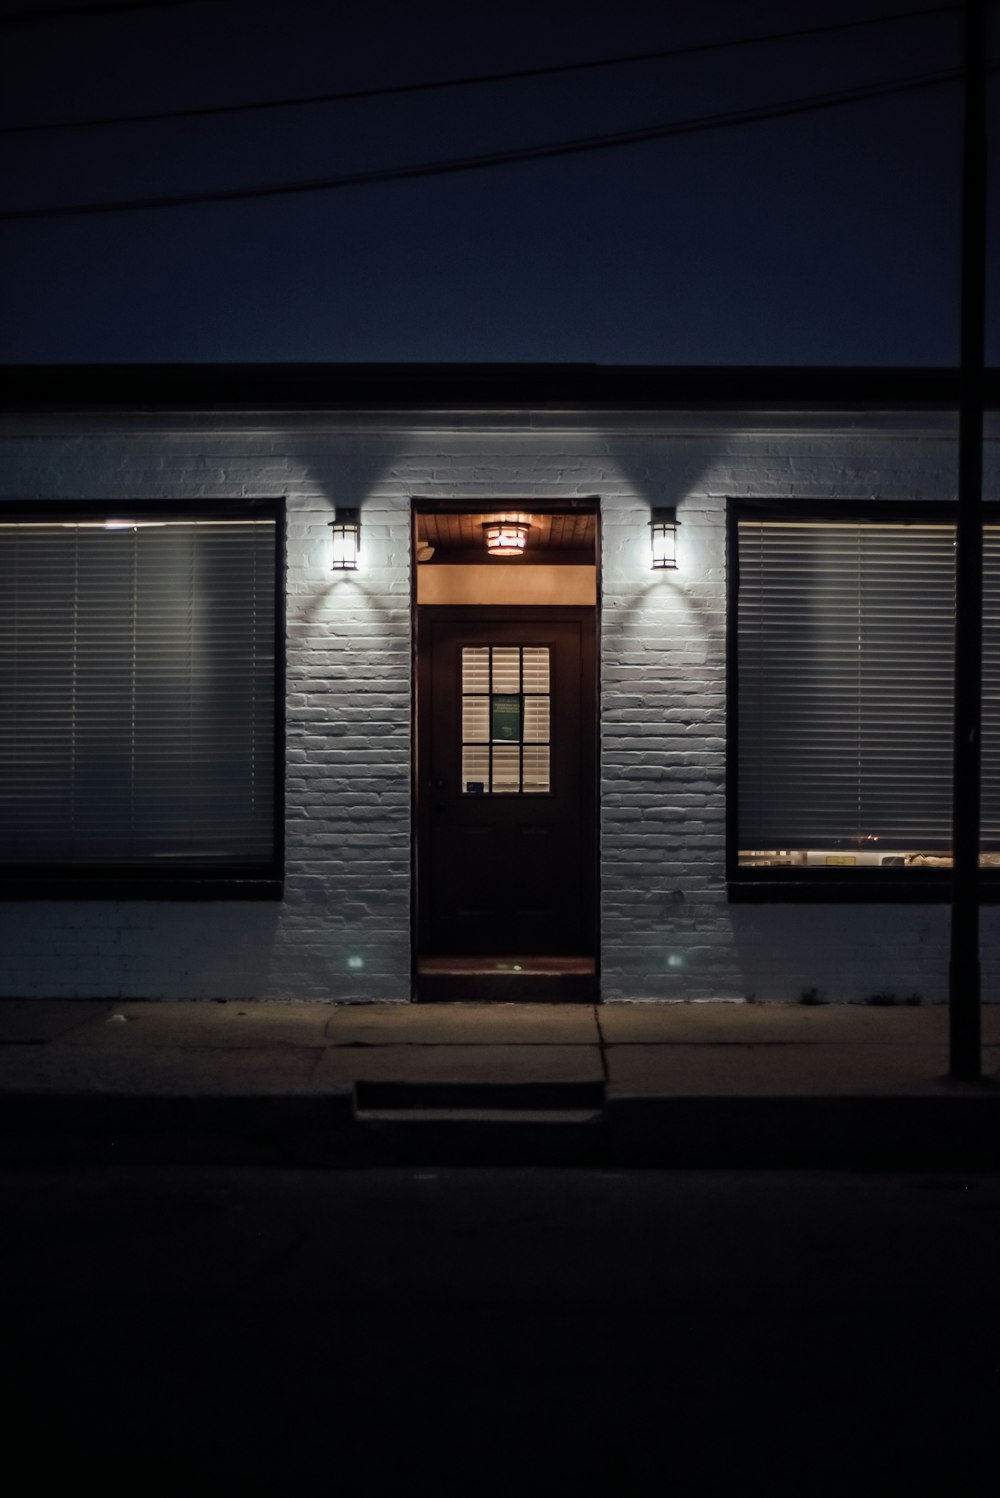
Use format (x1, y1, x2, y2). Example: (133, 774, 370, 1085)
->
(4, 1166, 999, 1494)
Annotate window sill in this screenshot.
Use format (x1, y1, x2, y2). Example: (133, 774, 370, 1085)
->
(726, 873, 1000, 903)
(0, 874, 284, 901)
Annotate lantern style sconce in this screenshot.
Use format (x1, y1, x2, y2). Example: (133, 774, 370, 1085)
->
(329, 508, 361, 570)
(650, 507, 680, 569)
(483, 517, 531, 557)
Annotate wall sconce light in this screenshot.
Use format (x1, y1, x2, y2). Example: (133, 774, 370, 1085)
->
(329, 509, 361, 570)
(650, 507, 680, 569)
(483, 517, 531, 557)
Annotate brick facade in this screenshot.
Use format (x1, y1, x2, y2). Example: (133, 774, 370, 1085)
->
(0, 405, 996, 1002)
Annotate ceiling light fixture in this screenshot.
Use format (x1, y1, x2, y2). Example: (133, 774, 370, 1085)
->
(483, 517, 531, 557)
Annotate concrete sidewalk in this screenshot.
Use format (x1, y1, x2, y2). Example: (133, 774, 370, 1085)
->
(1, 999, 998, 1167)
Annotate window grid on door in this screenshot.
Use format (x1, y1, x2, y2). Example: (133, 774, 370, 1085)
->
(461, 645, 550, 794)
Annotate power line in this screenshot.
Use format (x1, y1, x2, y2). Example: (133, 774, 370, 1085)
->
(0, 3, 959, 135)
(0, 0, 235, 23)
(0, 64, 974, 223)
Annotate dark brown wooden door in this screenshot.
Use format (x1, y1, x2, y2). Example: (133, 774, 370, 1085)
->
(417, 607, 596, 957)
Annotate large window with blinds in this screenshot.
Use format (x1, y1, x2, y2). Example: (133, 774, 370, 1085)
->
(731, 504, 1000, 890)
(0, 504, 282, 894)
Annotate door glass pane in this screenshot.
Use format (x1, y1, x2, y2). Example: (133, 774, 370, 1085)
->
(460, 644, 551, 794)
(491, 648, 520, 693)
(523, 696, 549, 743)
(462, 696, 490, 743)
(462, 744, 490, 793)
(462, 647, 490, 694)
(492, 744, 521, 792)
(491, 694, 523, 742)
(522, 647, 550, 693)
(522, 745, 550, 794)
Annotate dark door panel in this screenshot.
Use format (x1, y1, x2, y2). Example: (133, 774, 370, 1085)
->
(417, 608, 596, 958)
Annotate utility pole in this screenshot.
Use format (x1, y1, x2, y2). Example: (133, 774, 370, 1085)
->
(949, 0, 987, 1078)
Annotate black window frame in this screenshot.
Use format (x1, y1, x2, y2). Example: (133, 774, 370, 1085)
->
(0, 497, 285, 900)
(727, 497, 1000, 903)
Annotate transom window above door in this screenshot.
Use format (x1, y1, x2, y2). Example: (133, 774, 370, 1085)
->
(460, 645, 551, 794)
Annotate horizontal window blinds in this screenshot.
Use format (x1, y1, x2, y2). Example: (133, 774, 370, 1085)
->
(737, 520, 961, 853)
(0, 520, 277, 867)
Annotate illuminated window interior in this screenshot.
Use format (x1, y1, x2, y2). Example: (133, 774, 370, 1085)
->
(461, 645, 551, 794)
(736, 517, 1000, 872)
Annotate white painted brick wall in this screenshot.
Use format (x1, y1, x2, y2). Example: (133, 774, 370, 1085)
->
(0, 412, 996, 1002)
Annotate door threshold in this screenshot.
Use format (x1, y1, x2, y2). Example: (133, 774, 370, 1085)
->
(416, 956, 597, 1003)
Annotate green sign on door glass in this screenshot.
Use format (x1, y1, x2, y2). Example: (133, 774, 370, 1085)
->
(491, 694, 523, 742)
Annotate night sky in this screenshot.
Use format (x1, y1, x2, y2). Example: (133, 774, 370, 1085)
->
(0, 0, 996, 365)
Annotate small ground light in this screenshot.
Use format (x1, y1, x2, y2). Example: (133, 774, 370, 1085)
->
(650, 508, 680, 569)
(329, 509, 361, 570)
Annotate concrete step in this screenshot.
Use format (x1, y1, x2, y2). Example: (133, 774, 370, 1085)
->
(348, 1080, 608, 1163)
(415, 973, 596, 1001)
